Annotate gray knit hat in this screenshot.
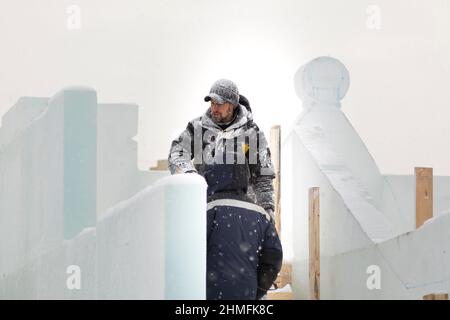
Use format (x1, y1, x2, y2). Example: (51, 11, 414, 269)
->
(204, 79, 239, 106)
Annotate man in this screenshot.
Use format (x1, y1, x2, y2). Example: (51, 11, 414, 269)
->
(168, 79, 282, 300)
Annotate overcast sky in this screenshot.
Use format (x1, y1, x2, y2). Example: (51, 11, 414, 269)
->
(1, 0, 450, 175)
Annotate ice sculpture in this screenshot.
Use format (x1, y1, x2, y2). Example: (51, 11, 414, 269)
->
(0, 87, 206, 299)
(283, 57, 450, 299)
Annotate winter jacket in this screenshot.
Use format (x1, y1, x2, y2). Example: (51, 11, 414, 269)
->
(168, 104, 282, 299)
(168, 104, 276, 213)
(206, 199, 282, 300)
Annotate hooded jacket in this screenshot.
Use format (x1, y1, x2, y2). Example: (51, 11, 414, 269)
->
(168, 104, 276, 213)
(168, 104, 282, 299)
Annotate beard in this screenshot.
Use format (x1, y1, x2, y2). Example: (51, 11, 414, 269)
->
(212, 113, 226, 123)
(211, 108, 235, 124)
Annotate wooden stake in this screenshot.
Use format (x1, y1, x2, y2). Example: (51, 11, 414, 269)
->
(268, 263, 293, 300)
(274, 263, 292, 289)
(270, 125, 281, 236)
(423, 293, 448, 300)
(415, 167, 433, 228)
(150, 159, 169, 171)
(267, 291, 294, 300)
(309, 187, 320, 300)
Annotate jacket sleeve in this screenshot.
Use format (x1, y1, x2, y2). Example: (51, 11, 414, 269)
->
(256, 221, 283, 299)
(249, 128, 276, 212)
(168, 122, 196, 174)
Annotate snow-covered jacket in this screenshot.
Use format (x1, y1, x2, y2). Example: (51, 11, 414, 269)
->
(168, 105, 276, 212)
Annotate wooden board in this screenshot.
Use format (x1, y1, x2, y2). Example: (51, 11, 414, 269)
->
(415, 167, 433, 228)
(274, 263, 292, 289)
(267, 291, 294, 300)
(309, 187, 320, 300)
(423, 293, 448, 300)
(270, 125, 281, 236)
(150, 159, 169, 171)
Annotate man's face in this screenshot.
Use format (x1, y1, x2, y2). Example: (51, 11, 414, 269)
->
(210, 100, 235, 123)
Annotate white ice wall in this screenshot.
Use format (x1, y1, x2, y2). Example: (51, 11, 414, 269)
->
(97, 174, 206, 300)
(384, 175, 450, 229)
(0, 228, 97, 299)
(321, 212, 450, 299)
(0, 88, 206, 299)
(0, 174, 207, 299)
(0, 89, 75, 279)
(96, 103, 168, 216)
(284, 132, 373, 300)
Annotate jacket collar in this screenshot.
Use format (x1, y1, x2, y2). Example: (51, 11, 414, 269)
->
(202, 104, 252, 131)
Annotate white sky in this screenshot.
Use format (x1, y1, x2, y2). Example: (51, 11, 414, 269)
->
(1, 0, 450, 175)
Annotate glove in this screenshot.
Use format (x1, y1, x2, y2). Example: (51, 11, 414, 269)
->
(256, 288, 267, 300)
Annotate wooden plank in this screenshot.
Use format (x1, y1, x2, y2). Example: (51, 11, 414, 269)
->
(274, 263, 292, 289)
(415, 167, 433, 228)
(270, 125, 281, 236)
(309, 187, 320, 300)
(150, 159, 169, 171)
(423, 293, 448, 300)
(267, 291, 294, 300)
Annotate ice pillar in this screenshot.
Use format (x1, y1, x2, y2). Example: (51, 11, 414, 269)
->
(50, 87, 97, 239)
(157, 174, 207, 299)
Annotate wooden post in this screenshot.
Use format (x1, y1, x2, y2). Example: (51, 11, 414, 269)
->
(415, 167, 433, 228)
(270, 125, 281, 236)
(150, 159, 169, 171)
(274, 263, 292, 289)
(267, 262, 294, 300)
(309, 187, 320, 300)
(263, 125, 295, 300)
(423, 293, 448, 300)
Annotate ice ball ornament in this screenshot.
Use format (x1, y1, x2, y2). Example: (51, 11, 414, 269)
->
(294, 56, 350, 106)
